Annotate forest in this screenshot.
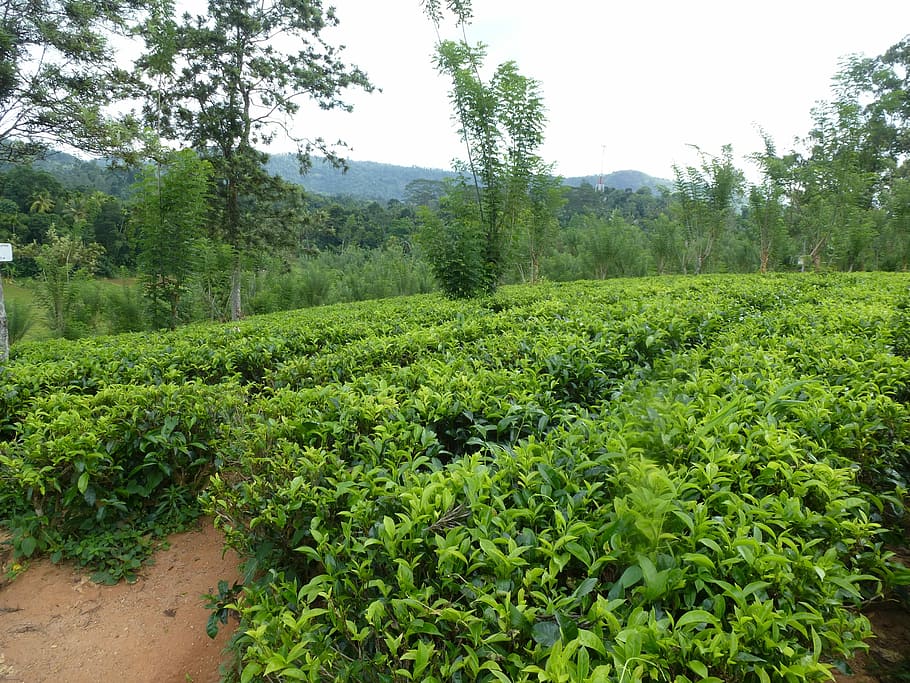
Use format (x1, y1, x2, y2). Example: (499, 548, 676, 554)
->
(0, 0, 907, 351)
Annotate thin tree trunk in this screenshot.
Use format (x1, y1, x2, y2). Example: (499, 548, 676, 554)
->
(0, 273, 8, 361)
(810, 236, 825, 272)
(230, 259, 242, 321)
(170, 291, 179, 331)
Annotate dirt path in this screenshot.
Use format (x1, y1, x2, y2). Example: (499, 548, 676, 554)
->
(834, 603, 910, 683)
(0, 521, 241, 683)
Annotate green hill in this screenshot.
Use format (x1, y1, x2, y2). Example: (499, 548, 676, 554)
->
(268, 155, 672, 201)
(564, 169, 671, 192)
(16, 151, 672, 202)
(266, 154, 455, 202)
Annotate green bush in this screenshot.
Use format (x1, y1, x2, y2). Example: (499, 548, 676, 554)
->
(417, 207, 492, 298)
(201, 274, 908, 682)
(0, 380, 245, 582)
(103, 282, 148, 334)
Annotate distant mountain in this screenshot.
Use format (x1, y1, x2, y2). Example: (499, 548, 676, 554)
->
(15, 150, 672, 203)
(266, 154, 455, 202)
(6, 151, 138, 198)
(564, 169, 672, 193)
(269, 156, 672, 201)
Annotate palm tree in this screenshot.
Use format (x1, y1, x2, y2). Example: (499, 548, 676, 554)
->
(29, 190, 55, 215)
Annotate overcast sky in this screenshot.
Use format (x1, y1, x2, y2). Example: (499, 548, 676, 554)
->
(288, 1, 910, 181)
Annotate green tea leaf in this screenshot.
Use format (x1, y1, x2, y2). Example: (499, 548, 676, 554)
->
(532, 620, 561, 647)
(676, 610, 719, 628)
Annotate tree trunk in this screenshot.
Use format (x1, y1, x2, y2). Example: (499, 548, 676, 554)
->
(0, 273, 8, 362)
(169, 291, 179, 331)
(810, 236, 825, 272)
(230, 259, 242, 321)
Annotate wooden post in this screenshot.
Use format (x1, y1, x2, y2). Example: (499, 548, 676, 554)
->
(0, 269, 8, 362)
(0, 243, 14, 361)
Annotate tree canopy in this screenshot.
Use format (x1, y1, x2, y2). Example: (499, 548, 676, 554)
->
(0, 0, 138, 161)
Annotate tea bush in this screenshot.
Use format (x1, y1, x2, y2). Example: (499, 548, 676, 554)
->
(3, 273, 910, 678)
(0, 380, 246, 581)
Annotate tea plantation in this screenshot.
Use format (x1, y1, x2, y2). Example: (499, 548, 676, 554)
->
(3, 273, 910, 682)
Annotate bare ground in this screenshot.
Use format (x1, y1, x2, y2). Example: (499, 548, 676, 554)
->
(0, 520, 241, 683)
(834, 602, 910, 683)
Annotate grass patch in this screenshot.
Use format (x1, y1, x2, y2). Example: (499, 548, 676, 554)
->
(1, 278, 49, 342)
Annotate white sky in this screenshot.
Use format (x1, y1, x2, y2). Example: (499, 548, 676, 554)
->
(285, 2, 910, 180)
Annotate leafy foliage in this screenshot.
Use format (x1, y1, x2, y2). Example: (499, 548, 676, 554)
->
(417, 193, 488, 299)
(5, 4, 910, 676)
(0, 380, 245, 581)
(424, 26, 553, 297)
(671, 145, 745, 274)
(135, 0, 374, 319)
(193, 273, 910, 682)
(131, 149, 212, 329)
(5, 273, 903, 680)
(19, 227, 104, 337)
(0, 0, 139, 161)
(3, 296, 34, 345)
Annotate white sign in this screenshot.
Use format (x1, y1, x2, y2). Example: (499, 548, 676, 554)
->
(0, 243, 11, 263)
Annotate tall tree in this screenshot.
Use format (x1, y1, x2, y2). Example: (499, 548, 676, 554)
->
(0, 0, 137, 355)
(880, 176, 910, 269)
(830, 41, 910, 269)
(671, 145, 744, 274)
(647, 213, 684, 275)
(836, 40, 910, 172)
(516, 172, 564, 283)
(748, 133, 789, 273)
(422, 2, 552, 296)
(137, 0, 372, 319)
(570, 212, 649, 279)
(795, 97, 879, 271)
(131, 149, 212, 329)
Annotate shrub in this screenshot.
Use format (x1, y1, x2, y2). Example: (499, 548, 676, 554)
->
(5, 298, 35, 345)
(0, 380, 245, 582)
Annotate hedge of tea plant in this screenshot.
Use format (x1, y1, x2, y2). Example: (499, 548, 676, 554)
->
(2, 273, 910, 678)
(0, 295, 477, 580)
